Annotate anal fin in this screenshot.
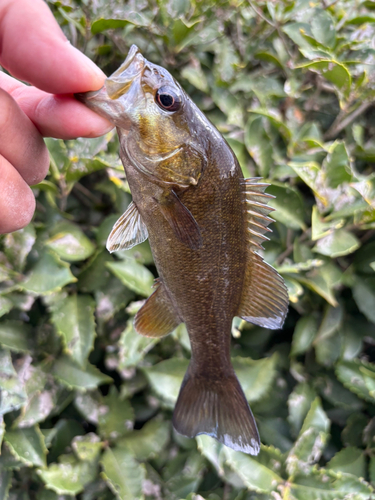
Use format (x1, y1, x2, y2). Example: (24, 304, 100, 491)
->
(106, 202, 148, 253)
(238, 178, 288, 329)
(134, 281, 181, 337)
(157, 190, 203, 251)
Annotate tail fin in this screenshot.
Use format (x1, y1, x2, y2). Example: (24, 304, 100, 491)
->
(172, 369, 260, 455)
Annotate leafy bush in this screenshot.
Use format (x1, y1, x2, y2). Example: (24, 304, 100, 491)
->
(1, 0, 375, 498)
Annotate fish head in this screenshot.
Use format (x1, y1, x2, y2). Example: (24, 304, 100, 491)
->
(76, 45, 207, 187)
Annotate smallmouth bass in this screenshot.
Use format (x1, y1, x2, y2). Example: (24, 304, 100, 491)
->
(76, 45, 288, 455)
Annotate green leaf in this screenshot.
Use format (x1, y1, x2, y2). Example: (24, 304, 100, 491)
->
(244, 115, 273, 177)
(323, 141, 352, 188)
(106, 260, 154, 297)
(267, 184, 306, 230)
(327, 447, 365, 478)
(72, 433, 102, 462)
(100, 447, 146, 500)
(233, 354, 278, 403)
(291, 314, 318, 356)
(98, 387, 134, 440)
(296, 60, 352, 94)
(0, 349, 26, 415)
(46, 221, 95, 262)
(181, 63, 208, 93)
(313, 228, 360, 258)
(336, 359, 375, 402)
(311, 205, 344, 241)
(311, 9, 336, 49)
(289, 468, 373, 500)
(0, 469, 12, 500)
(20, 250, 76, 295)
(52, 356, 113, 391)
(352, 277, 375, 324)
(118, 419, 170, 461)
(142, 358, 189, 407)
(0, 296, 13, 319)
(224, 447, 283, 493)
(38, 455, 97, 495)
(0, 320, 32, 352)
(4, 426, 47, 468)
(91, 12, 151, 34)
(288, 383, 317, 437)
(51, 294, 96, 367)
(3, 225, 36, 272)
(287, 398, 330, 476)
(118, 320, 158, 369)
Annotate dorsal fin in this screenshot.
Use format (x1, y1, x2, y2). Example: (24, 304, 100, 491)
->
(237, 178, 288, 329)
(106, 202, 148, 253)
(134, 280, 181, 337)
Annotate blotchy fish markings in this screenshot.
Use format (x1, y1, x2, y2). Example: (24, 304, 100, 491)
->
(76, 44, 289, 455)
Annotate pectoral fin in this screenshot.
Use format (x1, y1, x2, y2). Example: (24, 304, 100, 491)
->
(106, 202, 148, 253)
(157, 190, 203, 250)
(134, 280, 181, 337)
(237, 178, 288, 329)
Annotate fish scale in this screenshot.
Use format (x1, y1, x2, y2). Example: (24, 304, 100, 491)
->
(76, 44, 288, 455)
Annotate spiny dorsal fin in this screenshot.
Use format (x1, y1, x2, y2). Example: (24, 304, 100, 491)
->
(106, 202, 148, 253)
(134, 280, 181, 337)
(238, 178, 288, 329)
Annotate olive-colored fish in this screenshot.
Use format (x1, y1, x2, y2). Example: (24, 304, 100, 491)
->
(76, 45, 288, 455)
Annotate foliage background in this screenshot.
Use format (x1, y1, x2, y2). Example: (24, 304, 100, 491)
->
(1, 0, 375, 498)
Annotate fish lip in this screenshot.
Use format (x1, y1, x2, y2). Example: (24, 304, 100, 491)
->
(74, 88, 103, 103)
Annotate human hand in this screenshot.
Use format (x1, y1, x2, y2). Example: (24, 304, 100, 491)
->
(0, 0, 113, 234)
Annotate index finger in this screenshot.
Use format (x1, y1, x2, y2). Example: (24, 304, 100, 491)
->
(0, 0, 105, 94)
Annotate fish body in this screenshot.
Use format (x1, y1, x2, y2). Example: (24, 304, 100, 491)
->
(76, 45, 288, 455)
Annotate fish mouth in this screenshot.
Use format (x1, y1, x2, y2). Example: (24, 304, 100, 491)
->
(74, 44, 145, 129)
(105, 44, 145, 99)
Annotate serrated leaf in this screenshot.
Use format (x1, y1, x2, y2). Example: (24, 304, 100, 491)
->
(313, 228, 360, 258)
(0, 348, 26, 416)
(118, 320, 158, 370)
(72, 433, 102, 462)
(352, 277, 375, 324)
(291, 314, 318, 357)
(100, 447, 146, 500)
(142, 358, 188, 408)
(106, 261, 154, 297)
(296, 60, 351, 94)
(52, 356, 113, 391)
(289, 469, 373, 500)
(51, 294, 96, 367)
(0, 296, 13, 318)
(327, 447, 365, 478)
(287, 398, 330, 476)
(311, 9, 336, 49)
(323, 141, 352, 188)
(288, 383, 317, 437)
(20, 250, 76, 295)
(233, 354, 278, 403)
(0, 320, 32, 352)
(97, 387, 134, 440)
(336, 359, 375, 402)
(3, 225, 36, 272)
(267, 184, 306, 230)
(46, 221, 95, 262)
(4, 425, 47, 468)
(38, 455, 97, 495)
(224, 447, 283, 493)
(0, 469, 12, 500)
(118, 419, 170, 461)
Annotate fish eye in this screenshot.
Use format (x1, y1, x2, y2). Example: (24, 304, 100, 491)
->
(155, 86, 181, 112)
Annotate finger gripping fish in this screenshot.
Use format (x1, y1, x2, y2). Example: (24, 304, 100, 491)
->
(76, 45, 288, 455)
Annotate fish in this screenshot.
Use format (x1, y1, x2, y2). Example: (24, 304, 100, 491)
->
(75, 44, 288, 455)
